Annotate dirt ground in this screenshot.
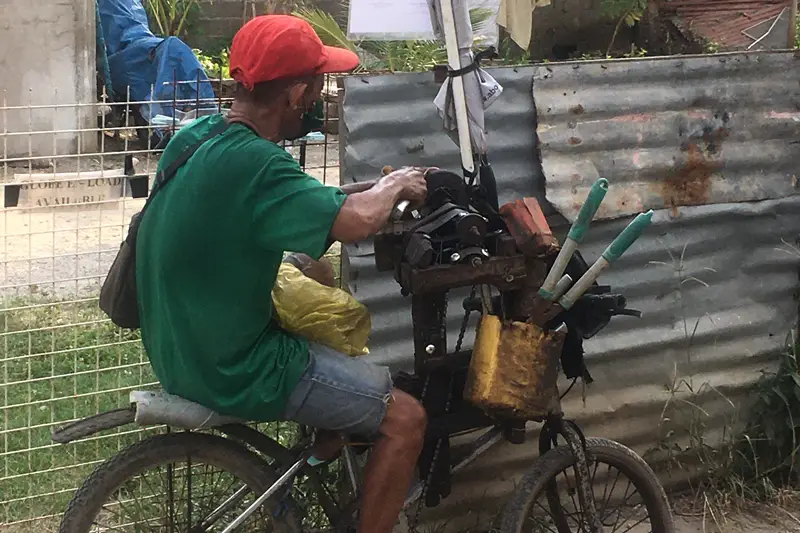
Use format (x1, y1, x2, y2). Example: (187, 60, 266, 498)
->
(0, 135, 339, 301)
(674, 513, 799, 532)
(670, 495, 800, 533)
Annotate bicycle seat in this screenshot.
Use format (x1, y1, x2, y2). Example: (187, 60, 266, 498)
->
(130, 390, 246, 430)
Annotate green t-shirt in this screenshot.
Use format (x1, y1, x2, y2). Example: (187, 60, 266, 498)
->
(136, 114, 347, 421)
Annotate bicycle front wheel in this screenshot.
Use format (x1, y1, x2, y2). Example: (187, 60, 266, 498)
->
(58, 431, 302, 533)
(501, 437, 674, 533)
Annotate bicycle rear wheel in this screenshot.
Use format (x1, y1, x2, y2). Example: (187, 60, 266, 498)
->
(501, 437, 674, 533)
(58, 431, 302, 533)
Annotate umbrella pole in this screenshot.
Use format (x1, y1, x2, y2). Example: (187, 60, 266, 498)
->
(439, 0, 475, 175)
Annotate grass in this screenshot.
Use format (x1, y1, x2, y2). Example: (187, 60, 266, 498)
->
(0, 298, 155, 528)
(0, 248, 344, 530)
(645, 239, 800, 531)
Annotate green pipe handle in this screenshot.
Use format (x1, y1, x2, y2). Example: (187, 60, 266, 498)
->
(602, 210, 654, 263)
(566, 178, 609, 244)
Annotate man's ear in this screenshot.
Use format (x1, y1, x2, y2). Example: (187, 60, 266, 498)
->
(287, 82, 308, 109)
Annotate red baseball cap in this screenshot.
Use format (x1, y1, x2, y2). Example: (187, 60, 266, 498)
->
(230, 15, 360, 89)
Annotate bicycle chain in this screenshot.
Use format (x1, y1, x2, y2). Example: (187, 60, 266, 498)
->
(408, 286, 476, 533)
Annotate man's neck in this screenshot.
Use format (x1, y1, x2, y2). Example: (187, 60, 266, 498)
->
(227, 100, 284, 143)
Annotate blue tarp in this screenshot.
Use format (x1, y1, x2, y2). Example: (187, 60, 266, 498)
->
(97, 0, 217, 126)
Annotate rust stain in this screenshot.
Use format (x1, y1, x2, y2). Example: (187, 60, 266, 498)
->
(661, 143, 717, 215)
(569, 104, 585, 115)
(660, 116, 730, 215)
(567, 137, 582, 145)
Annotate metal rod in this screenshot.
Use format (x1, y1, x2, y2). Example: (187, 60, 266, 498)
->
(551, 274, 573, 301)
(746, 7, 786, 50)
(219, 455, 306, 533)
(343, 446, 361, 496)
(438, 0, 475, 173)
(450, 427, 504, 475)
(404, 427, 505, 508)
(200, 485, 250, 529)
(172, 69, 178, 136)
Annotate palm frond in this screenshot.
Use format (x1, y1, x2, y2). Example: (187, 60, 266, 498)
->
(293, 7, 359, 53)
(469, 7, 494, 30)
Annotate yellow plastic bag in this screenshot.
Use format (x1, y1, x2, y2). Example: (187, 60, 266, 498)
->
(272, 263, 371, 356)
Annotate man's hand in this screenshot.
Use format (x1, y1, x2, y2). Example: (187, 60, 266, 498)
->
(381, 167, 428, 206)
(330, 166, 435, 244)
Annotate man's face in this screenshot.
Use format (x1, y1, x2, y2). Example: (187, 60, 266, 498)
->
(281, 75, 325, 140)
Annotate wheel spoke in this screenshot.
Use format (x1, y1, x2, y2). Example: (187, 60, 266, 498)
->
(515, 442, 666, 533)
(607, 478, 635, 532)
(68, 433, 296, 533)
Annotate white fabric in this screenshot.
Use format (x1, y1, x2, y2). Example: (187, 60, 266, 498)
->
(430, 0, 505, 156)
(496, 0, 551, 50)
(433, 68, 503, 155)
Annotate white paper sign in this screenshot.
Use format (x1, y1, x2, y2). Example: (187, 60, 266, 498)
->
(347, 0, 437, 40)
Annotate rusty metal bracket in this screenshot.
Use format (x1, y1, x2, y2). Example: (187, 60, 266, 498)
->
(399, 254, 533, 294)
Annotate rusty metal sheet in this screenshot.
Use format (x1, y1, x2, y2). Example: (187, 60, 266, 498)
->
(660, 0, 787, 49)
(339, 59, 800, 530)
(534, 51, 800, 223)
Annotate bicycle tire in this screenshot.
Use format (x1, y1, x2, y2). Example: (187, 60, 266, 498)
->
(58, 431, 302, 533)
(501, 437, 675, 533)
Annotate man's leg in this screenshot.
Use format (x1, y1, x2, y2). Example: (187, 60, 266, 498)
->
(281, 344, 426, 533)
(358, 390, 425, 533)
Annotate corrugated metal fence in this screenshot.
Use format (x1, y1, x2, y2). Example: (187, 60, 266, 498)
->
(339, 50, 800, 528)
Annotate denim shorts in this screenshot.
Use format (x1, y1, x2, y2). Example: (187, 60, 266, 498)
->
(281, 343, 393, 438)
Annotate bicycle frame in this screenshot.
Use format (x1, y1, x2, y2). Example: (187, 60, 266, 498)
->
(201, 425, 506, 533)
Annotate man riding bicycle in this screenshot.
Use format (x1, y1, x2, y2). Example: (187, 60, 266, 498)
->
(136, 15, 429, 533)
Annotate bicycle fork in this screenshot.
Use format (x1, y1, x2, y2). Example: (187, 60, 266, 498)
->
(540, 415, 605, 533)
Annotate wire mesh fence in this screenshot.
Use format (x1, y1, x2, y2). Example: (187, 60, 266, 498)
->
(0, 75, 341, 531)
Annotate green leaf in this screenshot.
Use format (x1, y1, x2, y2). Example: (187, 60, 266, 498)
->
(469, 7, 494, 31)
(293, 7, 360, 54)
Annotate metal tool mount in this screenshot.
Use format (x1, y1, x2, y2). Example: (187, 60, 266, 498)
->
(374, 170, 644, 514)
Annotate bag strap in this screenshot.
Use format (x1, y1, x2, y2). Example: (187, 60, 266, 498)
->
(144, 120, 232, 209)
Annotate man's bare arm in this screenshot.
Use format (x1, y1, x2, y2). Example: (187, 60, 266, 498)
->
(331, 170, 426, 244)
(339, 179, 377, 195)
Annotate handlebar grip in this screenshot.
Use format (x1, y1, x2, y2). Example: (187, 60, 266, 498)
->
(567, 178, 609, 244)
(601, 210, 653, 263)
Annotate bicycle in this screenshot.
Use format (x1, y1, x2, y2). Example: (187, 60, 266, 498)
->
(51, 384, 673, 533)
(52, 172, 675, 532)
